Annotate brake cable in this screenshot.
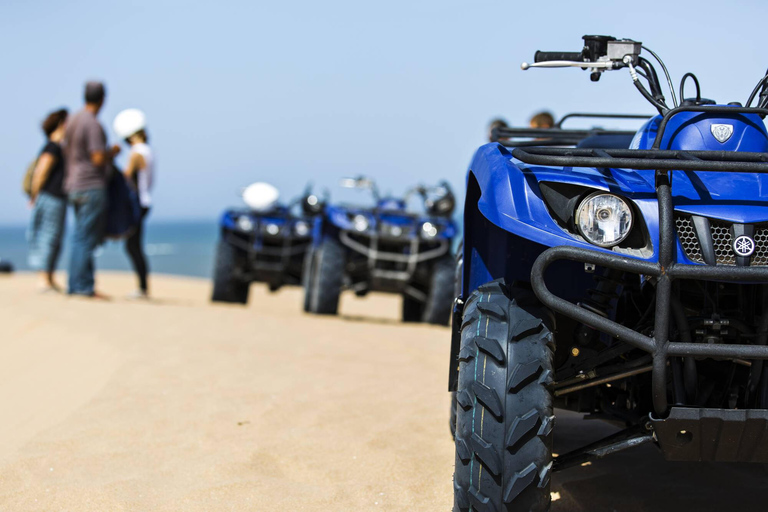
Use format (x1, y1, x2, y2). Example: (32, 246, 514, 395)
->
(642, 45, 678, 108)
(627, 59, 669, 114)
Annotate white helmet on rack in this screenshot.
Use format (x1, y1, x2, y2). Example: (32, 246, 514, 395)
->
(242, 182, 280, 212)
(113, 108, 147, 139)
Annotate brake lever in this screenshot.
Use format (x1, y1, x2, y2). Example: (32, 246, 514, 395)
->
(521, 60, 617, 71)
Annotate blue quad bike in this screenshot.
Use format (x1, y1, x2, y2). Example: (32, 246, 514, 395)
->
(303, 176, 458, 324)
(211, 185, 325, 303)
(450, 35, 768, 512)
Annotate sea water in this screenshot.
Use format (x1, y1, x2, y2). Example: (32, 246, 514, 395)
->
(0, 221, 218, 278)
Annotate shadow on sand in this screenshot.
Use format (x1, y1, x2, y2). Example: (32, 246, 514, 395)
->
(551, 409, 768, 512)
(338, 314, 405, 326)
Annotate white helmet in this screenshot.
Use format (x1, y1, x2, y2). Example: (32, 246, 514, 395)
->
(242, 182, 280, 212)
(113, 108, 147, 139)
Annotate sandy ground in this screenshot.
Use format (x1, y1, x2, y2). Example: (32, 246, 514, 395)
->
(1, 272, 767, 511)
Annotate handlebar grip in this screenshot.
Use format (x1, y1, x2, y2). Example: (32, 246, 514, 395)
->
(534, 51, 583, 63)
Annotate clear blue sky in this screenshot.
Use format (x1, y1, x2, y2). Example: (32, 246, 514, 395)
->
(1, 0, 766, 224)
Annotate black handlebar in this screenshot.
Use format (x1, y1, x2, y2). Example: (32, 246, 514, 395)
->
(534, 51, 583, 63)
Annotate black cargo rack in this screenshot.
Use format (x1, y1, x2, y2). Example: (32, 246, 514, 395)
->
(518, 105, 768, 417)
(555, 112, 651, 128)
(492, 113, 648, 147)
(512, 146, 768, 171)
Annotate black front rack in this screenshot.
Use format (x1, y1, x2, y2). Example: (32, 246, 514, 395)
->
(492, 112, 648, 147)
(493, 127, 637, 147)
(516, 105, 768, 416)
(555, 112, 651, 128)
(512, 146, 768, 171)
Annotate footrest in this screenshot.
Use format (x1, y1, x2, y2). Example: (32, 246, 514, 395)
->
(651, 407, 768, 462)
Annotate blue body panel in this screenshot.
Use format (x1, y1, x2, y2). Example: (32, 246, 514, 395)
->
(463, 108, 768, 298)
(220, 207, 310, 250)
(318, 202, 457, 247)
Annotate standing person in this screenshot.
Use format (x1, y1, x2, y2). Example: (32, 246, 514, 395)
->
(113, 109, 154, 299)
(64, 81, 119, 297)
(28, 109, 68, 291)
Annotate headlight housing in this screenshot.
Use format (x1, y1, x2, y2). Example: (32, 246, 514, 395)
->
(575, 192, 633, 247)
(379, 223, 404, 237)
(294, 221, 311, 237)
(352, 214, 370, 232)
(236, 216, 254, 232)
(421, 221, 439, 239)
(263, 222, 281, 236)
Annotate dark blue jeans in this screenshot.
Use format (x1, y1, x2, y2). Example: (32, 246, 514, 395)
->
(68, 188, 107, 295)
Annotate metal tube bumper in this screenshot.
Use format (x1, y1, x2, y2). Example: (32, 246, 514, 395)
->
(339, 231, 449, 264)
(530, 244, 768, 415)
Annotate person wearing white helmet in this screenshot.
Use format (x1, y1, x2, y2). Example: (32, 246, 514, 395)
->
(114, 108, 155, 298)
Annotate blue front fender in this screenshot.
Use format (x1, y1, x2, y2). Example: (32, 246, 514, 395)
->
(468, 144, 661, 256)
(463, 143, 664, 298)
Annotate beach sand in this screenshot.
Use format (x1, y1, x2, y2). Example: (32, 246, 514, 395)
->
(2, 272, 768, 512)
(0, 272, 453, 511)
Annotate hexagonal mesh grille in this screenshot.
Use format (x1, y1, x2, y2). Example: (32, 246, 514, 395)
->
(675, 215, 768, 266)
(675, 216, 703, 263)
(710, 220, 736, 265)
(753, 227, 768, 265)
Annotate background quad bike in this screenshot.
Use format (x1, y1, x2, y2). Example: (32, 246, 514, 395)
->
(303, 176, 458, 325)
(211, 186, 325, 304)
(450, 35, 768, 512)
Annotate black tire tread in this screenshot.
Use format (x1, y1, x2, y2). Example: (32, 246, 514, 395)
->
(211, 239, 249, 304)
(453, 279, 554, 512)
(305, 237, 345, 315)
(422, 255, 455, 325)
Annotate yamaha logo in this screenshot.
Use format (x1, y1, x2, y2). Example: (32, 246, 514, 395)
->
(711, 124, 734, 143)
(733, 235, 756, 257)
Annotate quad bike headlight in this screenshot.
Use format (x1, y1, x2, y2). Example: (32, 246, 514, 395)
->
(353, 214, 370, 232)
(294, 221, 311, 237)
(421, 221, 439, 239)
(236, 216, 254, 232)
(264, 223, 281, 236)
(576, 193, 633, 247)
(379, 223, 404, 237)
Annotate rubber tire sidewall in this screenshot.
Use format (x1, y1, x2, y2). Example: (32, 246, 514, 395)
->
(453, 280, 554, 512)
(422, 255, 454, 325)
(211, 239, 250, 304)
(305, 236, 346, 315)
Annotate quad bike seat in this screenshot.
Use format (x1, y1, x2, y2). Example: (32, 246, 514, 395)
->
(576, 132, 635, 149)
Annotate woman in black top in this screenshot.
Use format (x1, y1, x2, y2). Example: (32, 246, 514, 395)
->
(28, 109, 68, 291)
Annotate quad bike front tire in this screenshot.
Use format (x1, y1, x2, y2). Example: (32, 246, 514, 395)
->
(421, 255, 454, 325)
(454, 280, 554, 512)
(305, 237, 346, 315)
(211, 239, 250, 304)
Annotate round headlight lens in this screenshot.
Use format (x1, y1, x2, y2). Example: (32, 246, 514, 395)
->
(237, 216, 254, 231)
(421, 221, 438, 239)
(353, 214, 369, 232)
(379, 223, 403, 237)
(294, 221, 310, 237)
(265, 223, 280, 235)
(575, 193, 633, 247)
